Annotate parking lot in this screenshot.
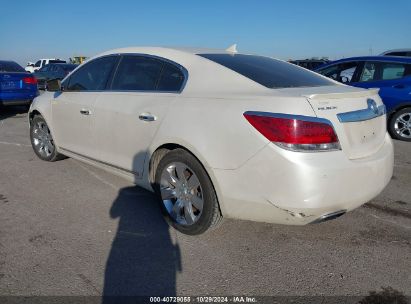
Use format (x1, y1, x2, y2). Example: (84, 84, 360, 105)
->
(0, 106, 410, 298)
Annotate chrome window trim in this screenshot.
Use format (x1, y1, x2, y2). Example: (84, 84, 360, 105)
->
(337, 99, 386, 123)
(64, 53, 188, 94)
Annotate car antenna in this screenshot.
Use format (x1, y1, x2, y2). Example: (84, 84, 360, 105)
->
(226, 44, 238, 53)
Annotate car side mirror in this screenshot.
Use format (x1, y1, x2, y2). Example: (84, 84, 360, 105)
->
(47, 79, 62, 92)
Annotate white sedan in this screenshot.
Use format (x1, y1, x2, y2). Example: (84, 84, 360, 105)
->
(28, 46, 394, 235)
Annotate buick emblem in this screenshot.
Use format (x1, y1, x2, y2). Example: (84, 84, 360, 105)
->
(367, 99, 378, 114)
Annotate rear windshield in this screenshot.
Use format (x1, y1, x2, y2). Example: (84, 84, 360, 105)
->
(198, 54, 335, 89)
(0, 61, 25, 72)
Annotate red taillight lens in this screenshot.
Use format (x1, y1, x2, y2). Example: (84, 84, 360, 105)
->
(23, 76, 37, 85)
(244, 113, 340, 151)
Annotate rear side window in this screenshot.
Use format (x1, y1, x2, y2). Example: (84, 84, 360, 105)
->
(198, 54, 334, 89)
(111, 55, 186, 92)
(157, 63, 185, 91)
(380, 62, 406, 80)
(66, 56, 117, 91)
(357, 62, 411, 82)
(112, 56, 163, 91)
(0, 61, 25, 72)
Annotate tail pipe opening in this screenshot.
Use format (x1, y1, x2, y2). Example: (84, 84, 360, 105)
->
(310, 210, 346, 224)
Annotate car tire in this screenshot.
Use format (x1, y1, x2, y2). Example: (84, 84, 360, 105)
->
(154, 148, 223, 235)
(388, 107, 411, 142)
(30, 115, 64, 161)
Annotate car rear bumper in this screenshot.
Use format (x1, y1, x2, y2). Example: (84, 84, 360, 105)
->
(0, 91, 38, 106)
(1, 99, 32, 106)
(213, 133, 394, 225)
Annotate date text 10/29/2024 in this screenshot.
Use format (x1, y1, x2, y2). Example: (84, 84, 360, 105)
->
(150, 296, 257, 303)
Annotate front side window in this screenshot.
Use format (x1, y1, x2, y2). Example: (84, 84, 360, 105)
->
(66, 56, 117, 91)
(317, 61, 361, 83)
(34, 60, 41, 67)
(359, 62, 377, 82)
(198, 54, 335, 89)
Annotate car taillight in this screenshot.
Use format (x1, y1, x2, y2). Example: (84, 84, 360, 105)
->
(23, 76, 37, 85)
(244, 112, 340, 152)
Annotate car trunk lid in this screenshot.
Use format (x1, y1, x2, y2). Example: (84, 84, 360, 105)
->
(303, 88, 386, 159)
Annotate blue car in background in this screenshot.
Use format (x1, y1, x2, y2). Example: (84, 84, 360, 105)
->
(316, 56, 411, 141)
(0, 60, 38, 108)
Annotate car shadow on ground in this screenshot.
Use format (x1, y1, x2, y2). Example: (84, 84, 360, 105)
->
(0, 105, 28, 121)
(102, 152, 181, 303)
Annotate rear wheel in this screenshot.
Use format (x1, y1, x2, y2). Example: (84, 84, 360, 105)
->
(389, 108, 411, 141)
(154, 149, 222, 235)
(30, 115, 64, 161)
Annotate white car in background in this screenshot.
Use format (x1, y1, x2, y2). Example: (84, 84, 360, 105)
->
(25, 58, 66, 73)
(380, 48, 411, 57)
(28, 46, 394, 235)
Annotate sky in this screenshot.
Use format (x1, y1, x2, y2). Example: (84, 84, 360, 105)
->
(1, 0, 410, 66)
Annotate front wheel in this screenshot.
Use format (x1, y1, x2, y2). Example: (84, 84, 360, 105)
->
(388, 108, 411, 141)
(154, 149, 222, 235)
(30, 115, 64, 161)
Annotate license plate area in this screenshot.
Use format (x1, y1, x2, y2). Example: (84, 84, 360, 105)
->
(342, 116, 386, 159)
(1, 81, 19, 90)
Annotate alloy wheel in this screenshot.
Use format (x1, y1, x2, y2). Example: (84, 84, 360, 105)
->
(32, 121, 55, 157)
(394, 112, 411, 139)
(160, 162, 204, 226)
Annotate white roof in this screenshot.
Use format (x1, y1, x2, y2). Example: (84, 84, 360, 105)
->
(99, 46, 233, 57)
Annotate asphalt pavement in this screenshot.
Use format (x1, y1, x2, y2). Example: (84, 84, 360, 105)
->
(0, 106, 410, 300)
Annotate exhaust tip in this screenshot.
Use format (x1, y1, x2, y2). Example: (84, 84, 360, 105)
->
(310, 210, 346, 224)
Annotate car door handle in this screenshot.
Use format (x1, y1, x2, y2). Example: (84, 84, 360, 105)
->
(139, 113, 157, 122)
(80, 109, 91, 115)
